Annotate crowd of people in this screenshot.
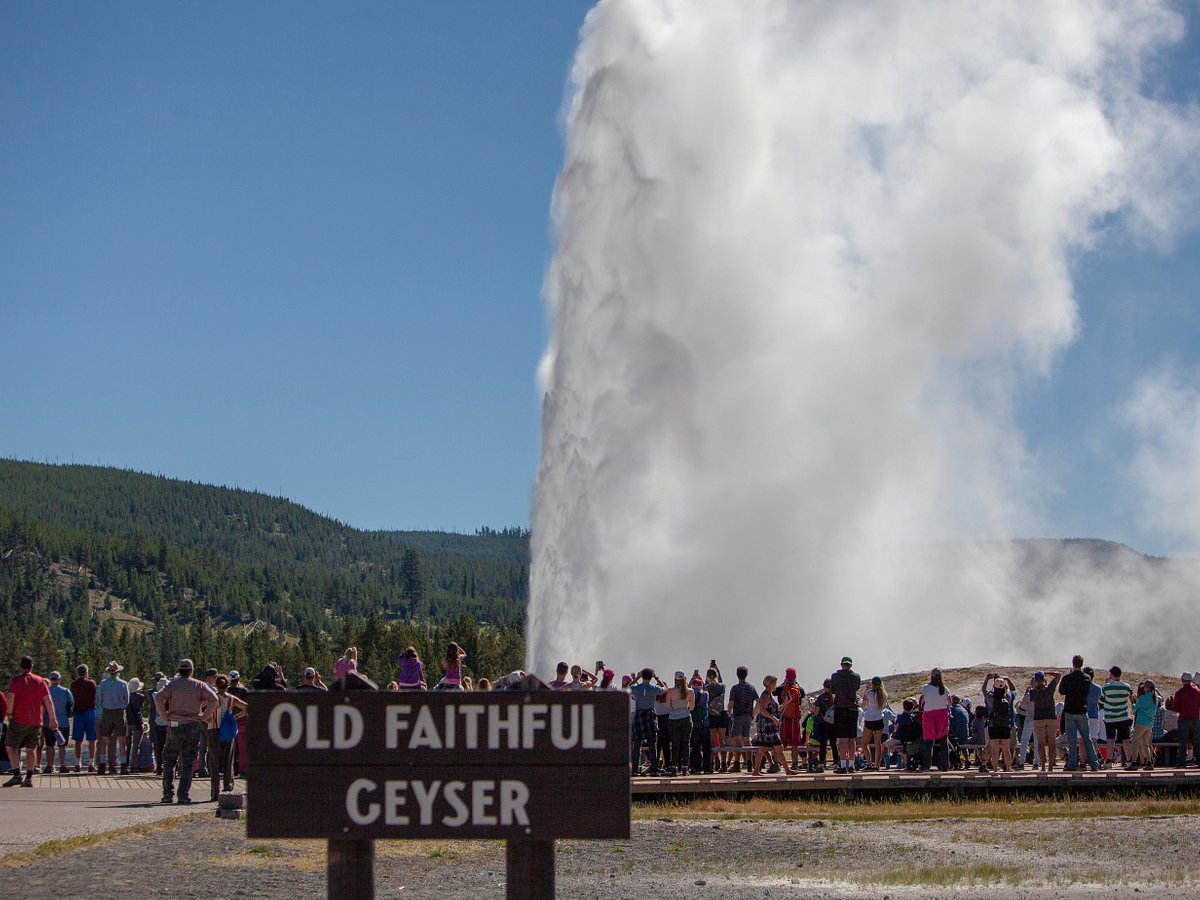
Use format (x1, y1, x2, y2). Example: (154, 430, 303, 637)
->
(5, 647, 1199, 800)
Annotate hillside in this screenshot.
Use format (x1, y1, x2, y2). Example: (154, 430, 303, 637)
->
(879, 664, 1183, 705)
(0, 458, 529, 681)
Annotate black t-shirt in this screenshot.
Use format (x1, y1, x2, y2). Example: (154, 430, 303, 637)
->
(1059, 669, 1092, 716)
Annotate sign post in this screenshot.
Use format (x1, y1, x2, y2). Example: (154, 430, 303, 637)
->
(247, 691, 630, 899)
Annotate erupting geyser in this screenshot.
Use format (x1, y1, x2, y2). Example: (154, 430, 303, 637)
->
(530, 0, 1199, 682)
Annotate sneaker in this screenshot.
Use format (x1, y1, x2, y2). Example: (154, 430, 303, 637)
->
(86, 764, 95, 773)
(74, 763, 81, 773)
(97, 763, 106, 775)
(2, 773, 22, 788)
(1089, 764, 1100, 772)
(21, 773, 33, 787)
(160, 796, 174, 804)
(120, 764, 129, 775)
(177, 796, 193, 805)
(42, 765, 53, 775)
(786, 766, 802, 775)
(1124, 763, 1141, 771)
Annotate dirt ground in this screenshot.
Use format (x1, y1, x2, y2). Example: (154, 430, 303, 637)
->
(0, 802, 1197, 898)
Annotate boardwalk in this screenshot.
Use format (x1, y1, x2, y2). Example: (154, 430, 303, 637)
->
(631, 767, 1200, 798)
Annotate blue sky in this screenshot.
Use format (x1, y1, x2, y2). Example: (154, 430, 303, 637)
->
(2, 2, 1198, 551)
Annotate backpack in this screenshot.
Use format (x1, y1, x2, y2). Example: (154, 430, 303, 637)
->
(780, 683, 803, 719)
(993, 693, 1012, 726)
(899, 711, 923, 744)
(708, 690, 723, 718)
(219, 707, 238, 742)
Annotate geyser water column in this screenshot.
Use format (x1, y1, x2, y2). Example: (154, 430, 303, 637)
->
(529, 0, 1194, 680)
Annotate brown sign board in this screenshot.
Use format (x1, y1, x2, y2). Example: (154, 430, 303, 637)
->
(246, 691, 630, 841)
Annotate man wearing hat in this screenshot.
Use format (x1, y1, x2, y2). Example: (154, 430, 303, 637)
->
(1167, 672, 1200, 768)
(43, 671, 74, 774)
(829, 656, 862, 774)
(297, 667, 328, 692)
(95, 661, 130, 775)
(154, 659, 218, 804)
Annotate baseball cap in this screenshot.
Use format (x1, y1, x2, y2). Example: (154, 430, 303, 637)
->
(785, 667, 797, 680)
(178, 658, 194, 672)
(1033, 671, 1046, 682)
(153, 671, 165, 682)
(304, 667, 316, 678)
(204, 668, 219, 679)
(674, 670, 686, 680)
(621, 674, 633, 687)
(48, 671, 61, 681)
(1182, 672, 1193, 682)
(228, 671, 239, 680)
(841, 656, 853, 666)
(603, 668, 615, 680)
(691, 676, 703, 687)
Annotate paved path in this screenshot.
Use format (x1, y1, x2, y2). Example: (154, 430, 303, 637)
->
(0, 771, 228, 856)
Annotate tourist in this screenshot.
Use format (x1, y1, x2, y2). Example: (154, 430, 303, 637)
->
(397, 647, 426, 690)
(210, 674, 247, 800)
(43, 671, 72, 774)
(568, 664, 596, 691)
(597, 668, 616, 690)
(860, 676, 888, 770)
(125, 677, 145, 773)
(477, 678, 492, 691)
(95, 661, 130, 775)
(948, 695, 969, 769)
(704, 664, 727, 772)
(149, 673, 169, 775)
(70, 664, 97, 773)
(333, 647, 358, 681)
(1166, 672, 1200, 768)
(778, 668, 807, 771)
(830, 657, 862, 775)
(1026, 671, 1061, 771)
(663, 671, 694, 776)
(296, 667, 328, 691)
(155, 658, 218, 804)
(630, 669, 666, 775)
(1129, 680, 1158, 771)
(726, 666, 759, 774)
(1058, 656, 1100, 772)
(752, 675, 796, 775)
(436, 642, 467, 691)
(227, 671, 249, 777)
(689, 676, 711, 774)
(812, 679, 839, 772)
(1101, 666, 1134, 769)
(251, 665, 285, 691)
(548, 662, 571, 691)
(4, 656, 57, 787)
(918, 668, 951, 772)
(983, 675, 1015, 771)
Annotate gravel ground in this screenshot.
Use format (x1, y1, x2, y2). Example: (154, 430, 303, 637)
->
(0, 813, 1197, 898)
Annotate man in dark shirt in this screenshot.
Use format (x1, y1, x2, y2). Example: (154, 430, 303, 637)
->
(726, 666, 758, 772)
(1059, 654, 1100, 771)
(70, 664, 98, 773)
(829, 656, 862, 773)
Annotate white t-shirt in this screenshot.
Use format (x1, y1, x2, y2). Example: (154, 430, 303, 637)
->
(920, 684, 950, 710)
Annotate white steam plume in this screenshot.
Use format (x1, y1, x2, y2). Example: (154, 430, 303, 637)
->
(531, 0, 1197, 684)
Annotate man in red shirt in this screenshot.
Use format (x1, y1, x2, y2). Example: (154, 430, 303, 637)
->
(5, 656, 58, 787)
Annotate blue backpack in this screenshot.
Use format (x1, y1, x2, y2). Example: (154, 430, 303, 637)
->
(219, 709, 238, 742)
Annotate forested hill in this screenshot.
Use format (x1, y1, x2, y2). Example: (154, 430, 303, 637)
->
(0, 459, 530, 678)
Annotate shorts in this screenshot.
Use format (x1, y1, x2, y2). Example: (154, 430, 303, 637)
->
(709, 711, 730, 731)
(1089, 717, 1104, 740)
(5, 721, 40, 750)
(729, 714, 752, 739)
(863, 719, 885, 732)
(989, 725, 1012, 741)
(780, 717, 805, 747)
(74, 710, 97, 742)
(834, 707, 858, 739)
(1105, 720, 1132, 743)
(99, 709, 126, 739)
(42, 726, 63, 747)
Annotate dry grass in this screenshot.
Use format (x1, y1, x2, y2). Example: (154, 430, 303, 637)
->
(0, 814, 203, 867)
(634, 795, 1200, 822)
(853, 862, 1026, 887)
(196, 837, 501, 874)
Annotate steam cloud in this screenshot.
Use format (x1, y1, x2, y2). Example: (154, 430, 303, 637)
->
(530, 0, 1199, 684)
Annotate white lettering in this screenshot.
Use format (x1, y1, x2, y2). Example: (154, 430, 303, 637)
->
(444, 706, 456, 750)
(411, 780, 441, 825)
(267, 703, 302, 749)
(384, 780, 410, 825)
(499, 780, 531, 826)
(472, 780, 496, 825)
(305, 705, 330, 749)
(333, 705, 364, 749)
(521, 704, 548, 749)
(459, 704, 485, 749)
(489, 704, 520, 749)
(385, 705, 412, 749)
(550, 704, 579, 750)
(581, 705, 606, 749)
(346, 778, 379, 825)
(409, 707, 442, 749)
(442, 780, 469, 827)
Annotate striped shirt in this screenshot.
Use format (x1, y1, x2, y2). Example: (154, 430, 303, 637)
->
(1101, 680, 1133, 722)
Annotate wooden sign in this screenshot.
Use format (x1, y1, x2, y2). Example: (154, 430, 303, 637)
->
(246, 691, 630, 842)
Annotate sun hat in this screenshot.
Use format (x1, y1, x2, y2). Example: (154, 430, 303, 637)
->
(127, 677, 142, 693)
(105, 661, 123, 675)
